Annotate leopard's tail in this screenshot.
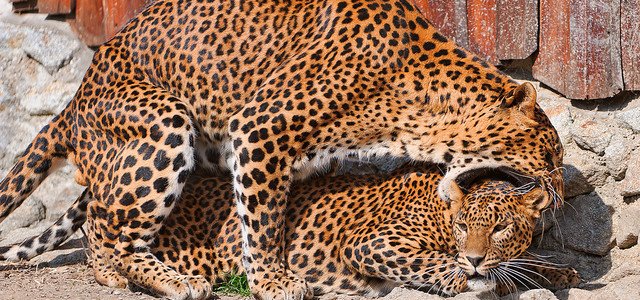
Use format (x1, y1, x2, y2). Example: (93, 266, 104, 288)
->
(0, 188, 89, 261)
(0, 106, 75, 224)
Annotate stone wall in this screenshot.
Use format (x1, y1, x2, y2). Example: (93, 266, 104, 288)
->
(0, 4, 93, 237)
(0, 1, 638, 299)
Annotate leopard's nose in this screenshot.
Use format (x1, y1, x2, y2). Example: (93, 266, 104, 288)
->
(466, 255, 485, 267)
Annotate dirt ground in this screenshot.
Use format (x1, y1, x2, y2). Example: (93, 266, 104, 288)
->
(0, 241, 245, 300)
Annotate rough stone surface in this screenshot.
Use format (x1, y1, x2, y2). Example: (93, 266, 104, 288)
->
(551, 193, 615, 256)
(620, 148, 640, 197)
(516, 289, 558, 300)
(618, 106, 640, 133)
(571, 118, 613, 155)
(9, 22, 81, 74)
(614, 204, 640, 249)
(0, 13, 91, 239)
(603, 132, 633, 180)
(555, 275, 640, 300)
(563, 148, 609, 188)
(562, 164, 595, 199)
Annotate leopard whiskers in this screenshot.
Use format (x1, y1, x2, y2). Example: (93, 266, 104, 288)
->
(498, 265, 544, 289)
(500, 262, 552, 285)
(490, 268, 517, 296)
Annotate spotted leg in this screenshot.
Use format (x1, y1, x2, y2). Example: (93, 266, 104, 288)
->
(341, 219, 468, 295)
(86, 86, 210, 300)
(86, 199, 129, 288)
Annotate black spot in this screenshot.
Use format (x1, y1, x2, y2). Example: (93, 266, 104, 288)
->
(141, 200, 157, 213)
(251, 169, 267, 184)
(251, 149, 265, 162)
(432, 32, 448, 42)
(229, 119, 239, 132)
(357, 8, 369, 21)
(443, 152, 453, 162)
(154, 150, 170, 171)
(123, 156, 137, 168)
(165, 133, 184, 148)
(120, 192, 135, 206)
(423, 42, 435, 51)
(135, 167, 153, 181)
(153, 177, 169, 193)
(173, 153, 186, 171)
(135, 186, 151, 198)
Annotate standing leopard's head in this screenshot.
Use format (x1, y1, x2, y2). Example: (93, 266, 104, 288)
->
(438, 82, 564, 210)
(447, 179, 550, 288)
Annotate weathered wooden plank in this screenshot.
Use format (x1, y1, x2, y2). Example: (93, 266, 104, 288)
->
(413, 0, 469, 48)
(621, 0, 640, 90)
(68, 0, 106, 46)
(532, 0, 569, 96)
(37, 0, 72, 15)
(533, 0, 622, 99)
(104, 0, 152, 39)
(496, 0, 537, 60)
(466, 0, 498, 65)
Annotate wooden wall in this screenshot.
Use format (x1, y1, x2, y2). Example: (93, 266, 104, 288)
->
(414, 0, 637, 99)
(12, 0, 640, 100)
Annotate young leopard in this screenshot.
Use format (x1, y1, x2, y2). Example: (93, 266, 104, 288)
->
(1, 164, 579, 297)
(0, 0, 564, 298)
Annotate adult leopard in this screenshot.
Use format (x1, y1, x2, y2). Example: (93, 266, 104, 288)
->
(1, 164, 579, 297)
(0, 0, 563, 299)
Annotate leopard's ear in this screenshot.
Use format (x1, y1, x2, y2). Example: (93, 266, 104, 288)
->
(522, 187, 550, 218)
(449, 180, 465, 214)
(502, 82, 537, 120)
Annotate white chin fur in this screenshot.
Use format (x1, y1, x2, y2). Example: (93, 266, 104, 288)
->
(466, 278, 496, 292)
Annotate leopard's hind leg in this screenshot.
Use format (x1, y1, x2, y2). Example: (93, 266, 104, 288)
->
(87, 83, 211, 300)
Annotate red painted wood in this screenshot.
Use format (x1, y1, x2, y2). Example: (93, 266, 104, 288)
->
(413, 0, 469, 48)
(104, 0, 151, 39)
(621, 0, 640, 90)
(68, 0, 106, 46)
(37, 0, 72, 15)
(466, 0, 498, 65)
(533, 0, 622, 99)
(496, 0, 537, 60)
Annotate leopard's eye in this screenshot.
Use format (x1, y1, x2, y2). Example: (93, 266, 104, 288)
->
(456, 222, 467, 232)
(493, 222, 510, 233)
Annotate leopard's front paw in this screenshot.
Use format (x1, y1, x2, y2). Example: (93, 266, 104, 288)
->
(546, 267, 581, 290)
(158, 274, 212, 300)
(252, 273, 312, 300)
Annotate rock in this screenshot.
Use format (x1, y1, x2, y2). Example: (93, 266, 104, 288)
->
(538, 97, 574, 145)
(515, 289, 558, 300)
(604, 246, 640, 283)
(620, 148, 640, 197)
(0, 81, 9, 106)
(618, 106, 640, 133)
(0, 23, 81, 73)
(19, 81, 77, 115)
(552, 194, 614, 256)
(614, 203, 640, 249)
(603, 133, 632, 180)
(379, 287, 442, 300)
(0, 221, 49, 246)
(0, 196, 45, 238)
(562, 164, 595, 199)
(555, 275, 640, 300)
(563, 148, 607, 191)
(571, 119, 612, 156)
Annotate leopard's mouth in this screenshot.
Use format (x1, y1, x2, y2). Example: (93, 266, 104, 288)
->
(454, 166, 537, 191)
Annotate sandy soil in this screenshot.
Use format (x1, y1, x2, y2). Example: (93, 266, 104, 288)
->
(0, 243, 244, 300)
